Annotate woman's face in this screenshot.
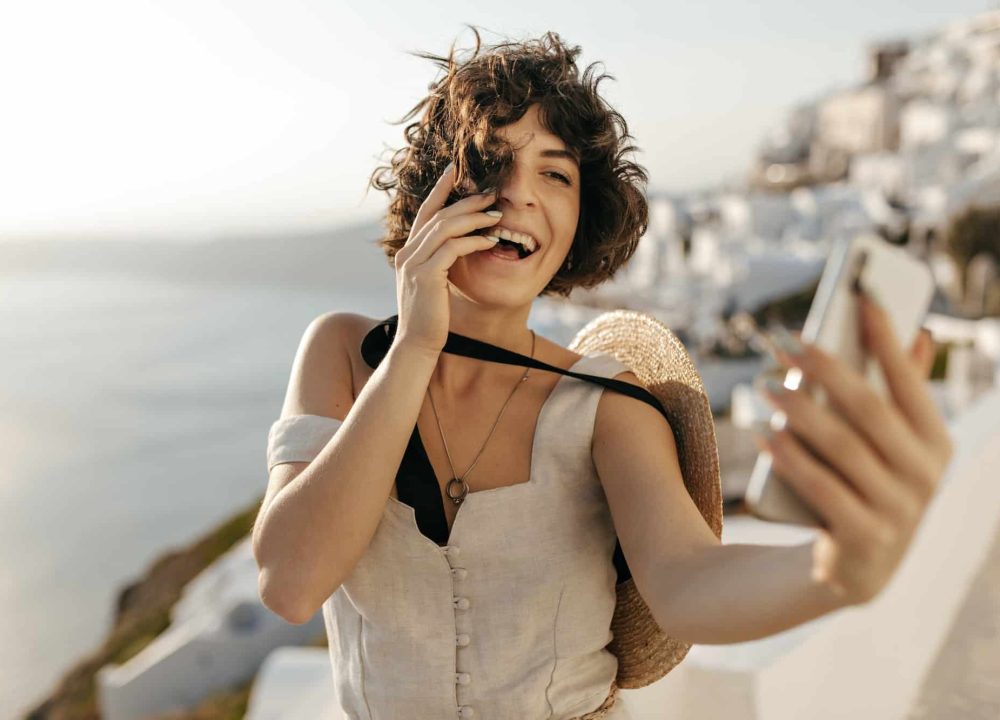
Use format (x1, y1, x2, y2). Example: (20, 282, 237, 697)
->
(449, 103, 581, 305)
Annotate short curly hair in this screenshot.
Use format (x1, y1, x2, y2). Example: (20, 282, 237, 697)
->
(366, 26, 649, 298)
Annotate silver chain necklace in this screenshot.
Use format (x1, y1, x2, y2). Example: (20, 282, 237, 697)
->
(427, 329, 536, 506)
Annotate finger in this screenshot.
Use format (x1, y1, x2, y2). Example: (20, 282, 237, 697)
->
(757, 427, 883, 544)
(430, 188, 499, 223)
(423, 234, 502, 273)
(403, 190, 497, 266)
(912, 329, 935, 380)
(773, 338, 937, 500)
(397, 191, 497, 266)
(409, 161, 457, 244)
(409, 207, 504, 266)
(758, 381, 913, 524)
(860, 292, 949, 449)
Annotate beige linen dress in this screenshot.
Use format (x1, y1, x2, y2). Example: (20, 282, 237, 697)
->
(266, 351, 635, 719)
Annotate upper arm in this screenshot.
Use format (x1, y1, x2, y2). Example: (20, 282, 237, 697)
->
(593, 371, 721, 617)
(255, 311, 359, 552)
(280, 310, 359, 421)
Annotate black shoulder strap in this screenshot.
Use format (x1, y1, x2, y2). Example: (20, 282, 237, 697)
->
(361, 314, 668, 421)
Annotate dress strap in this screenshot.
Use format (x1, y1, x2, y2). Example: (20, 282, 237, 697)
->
(360, 314, 667, 421)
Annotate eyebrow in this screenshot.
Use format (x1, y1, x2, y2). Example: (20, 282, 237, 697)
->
(539, 148, 580, 167)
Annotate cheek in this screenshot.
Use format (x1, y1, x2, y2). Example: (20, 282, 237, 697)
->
(553, 196, 579, 227)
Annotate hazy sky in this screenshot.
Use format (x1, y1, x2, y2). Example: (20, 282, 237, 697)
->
(2, 0, 994, 242)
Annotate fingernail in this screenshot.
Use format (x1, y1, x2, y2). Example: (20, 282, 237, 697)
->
(485, 210, 503, 217)
(769, 325, 805, 358)
(480, 186, 497, 195)
(444, 161, 455, 174)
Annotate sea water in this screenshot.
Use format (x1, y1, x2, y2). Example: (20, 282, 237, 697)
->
(1, 262, 568, 717)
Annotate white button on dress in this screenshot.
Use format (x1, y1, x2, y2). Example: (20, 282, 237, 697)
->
(266, 353, 635, 719)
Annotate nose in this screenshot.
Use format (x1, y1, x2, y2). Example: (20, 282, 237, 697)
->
(495, 162, 537, 210)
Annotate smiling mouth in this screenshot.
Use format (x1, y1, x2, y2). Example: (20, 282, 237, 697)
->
(482, 225, 540, 258)
(488, 236, 536, 259)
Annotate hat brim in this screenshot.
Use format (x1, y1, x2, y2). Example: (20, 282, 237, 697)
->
(569, 309, 724, 687)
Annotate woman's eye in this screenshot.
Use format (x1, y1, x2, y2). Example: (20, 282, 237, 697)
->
(546, 171, 571, 185)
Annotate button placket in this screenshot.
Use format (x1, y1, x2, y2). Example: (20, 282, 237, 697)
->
(444, 544, 472, 713)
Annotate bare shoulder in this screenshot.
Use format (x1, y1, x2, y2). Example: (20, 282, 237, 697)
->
(543, 340, 650, 449)
(279, 311, 376, 421)
(333, 311, 383, 366)
(593, 368, 669, 451)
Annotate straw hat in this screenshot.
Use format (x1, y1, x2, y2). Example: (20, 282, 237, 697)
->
(568, 309, 724, 688)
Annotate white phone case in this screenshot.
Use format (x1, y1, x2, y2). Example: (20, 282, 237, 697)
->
(744, 233, 935, 527)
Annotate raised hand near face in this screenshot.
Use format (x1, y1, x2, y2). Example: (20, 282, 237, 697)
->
(393, 162, 502, 358)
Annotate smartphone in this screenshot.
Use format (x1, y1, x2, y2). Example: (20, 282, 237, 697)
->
(743, 232, 936, 527)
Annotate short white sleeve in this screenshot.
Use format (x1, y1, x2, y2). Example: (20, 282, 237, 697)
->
(266, 414, 344, 473)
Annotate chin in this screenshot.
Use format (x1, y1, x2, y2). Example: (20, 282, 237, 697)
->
(448, 265, 535, 306)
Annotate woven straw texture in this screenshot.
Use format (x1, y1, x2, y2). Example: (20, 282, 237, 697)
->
(568, 309, 724, 689)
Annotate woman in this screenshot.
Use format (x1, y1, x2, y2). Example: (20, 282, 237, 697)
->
(253, 28, 953, 719)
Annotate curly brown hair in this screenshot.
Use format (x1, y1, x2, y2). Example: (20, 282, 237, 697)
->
(366, 26, 649, 298)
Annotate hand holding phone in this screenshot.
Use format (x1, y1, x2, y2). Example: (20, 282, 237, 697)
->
(744, 232, 937, 527)
(741, 233, 956, 603)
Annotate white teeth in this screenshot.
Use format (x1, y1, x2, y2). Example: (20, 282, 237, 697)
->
(485, 227, 538, 254)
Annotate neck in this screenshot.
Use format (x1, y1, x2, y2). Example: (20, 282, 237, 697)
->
(432, 291, 537, 398)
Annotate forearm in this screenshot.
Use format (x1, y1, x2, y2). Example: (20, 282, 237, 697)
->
(649, 541, 852, 645)
(256, 340, 438, 618)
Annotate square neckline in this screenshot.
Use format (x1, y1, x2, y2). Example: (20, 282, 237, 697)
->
(394, 350, 612, 548)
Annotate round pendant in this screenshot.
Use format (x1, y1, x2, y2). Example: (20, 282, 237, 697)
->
(446, 477, 469, 505)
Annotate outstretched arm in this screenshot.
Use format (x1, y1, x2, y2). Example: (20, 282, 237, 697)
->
(641, 540, 847, 645)
(594, 384, 847, 645)
(594, 288, 948, 645)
